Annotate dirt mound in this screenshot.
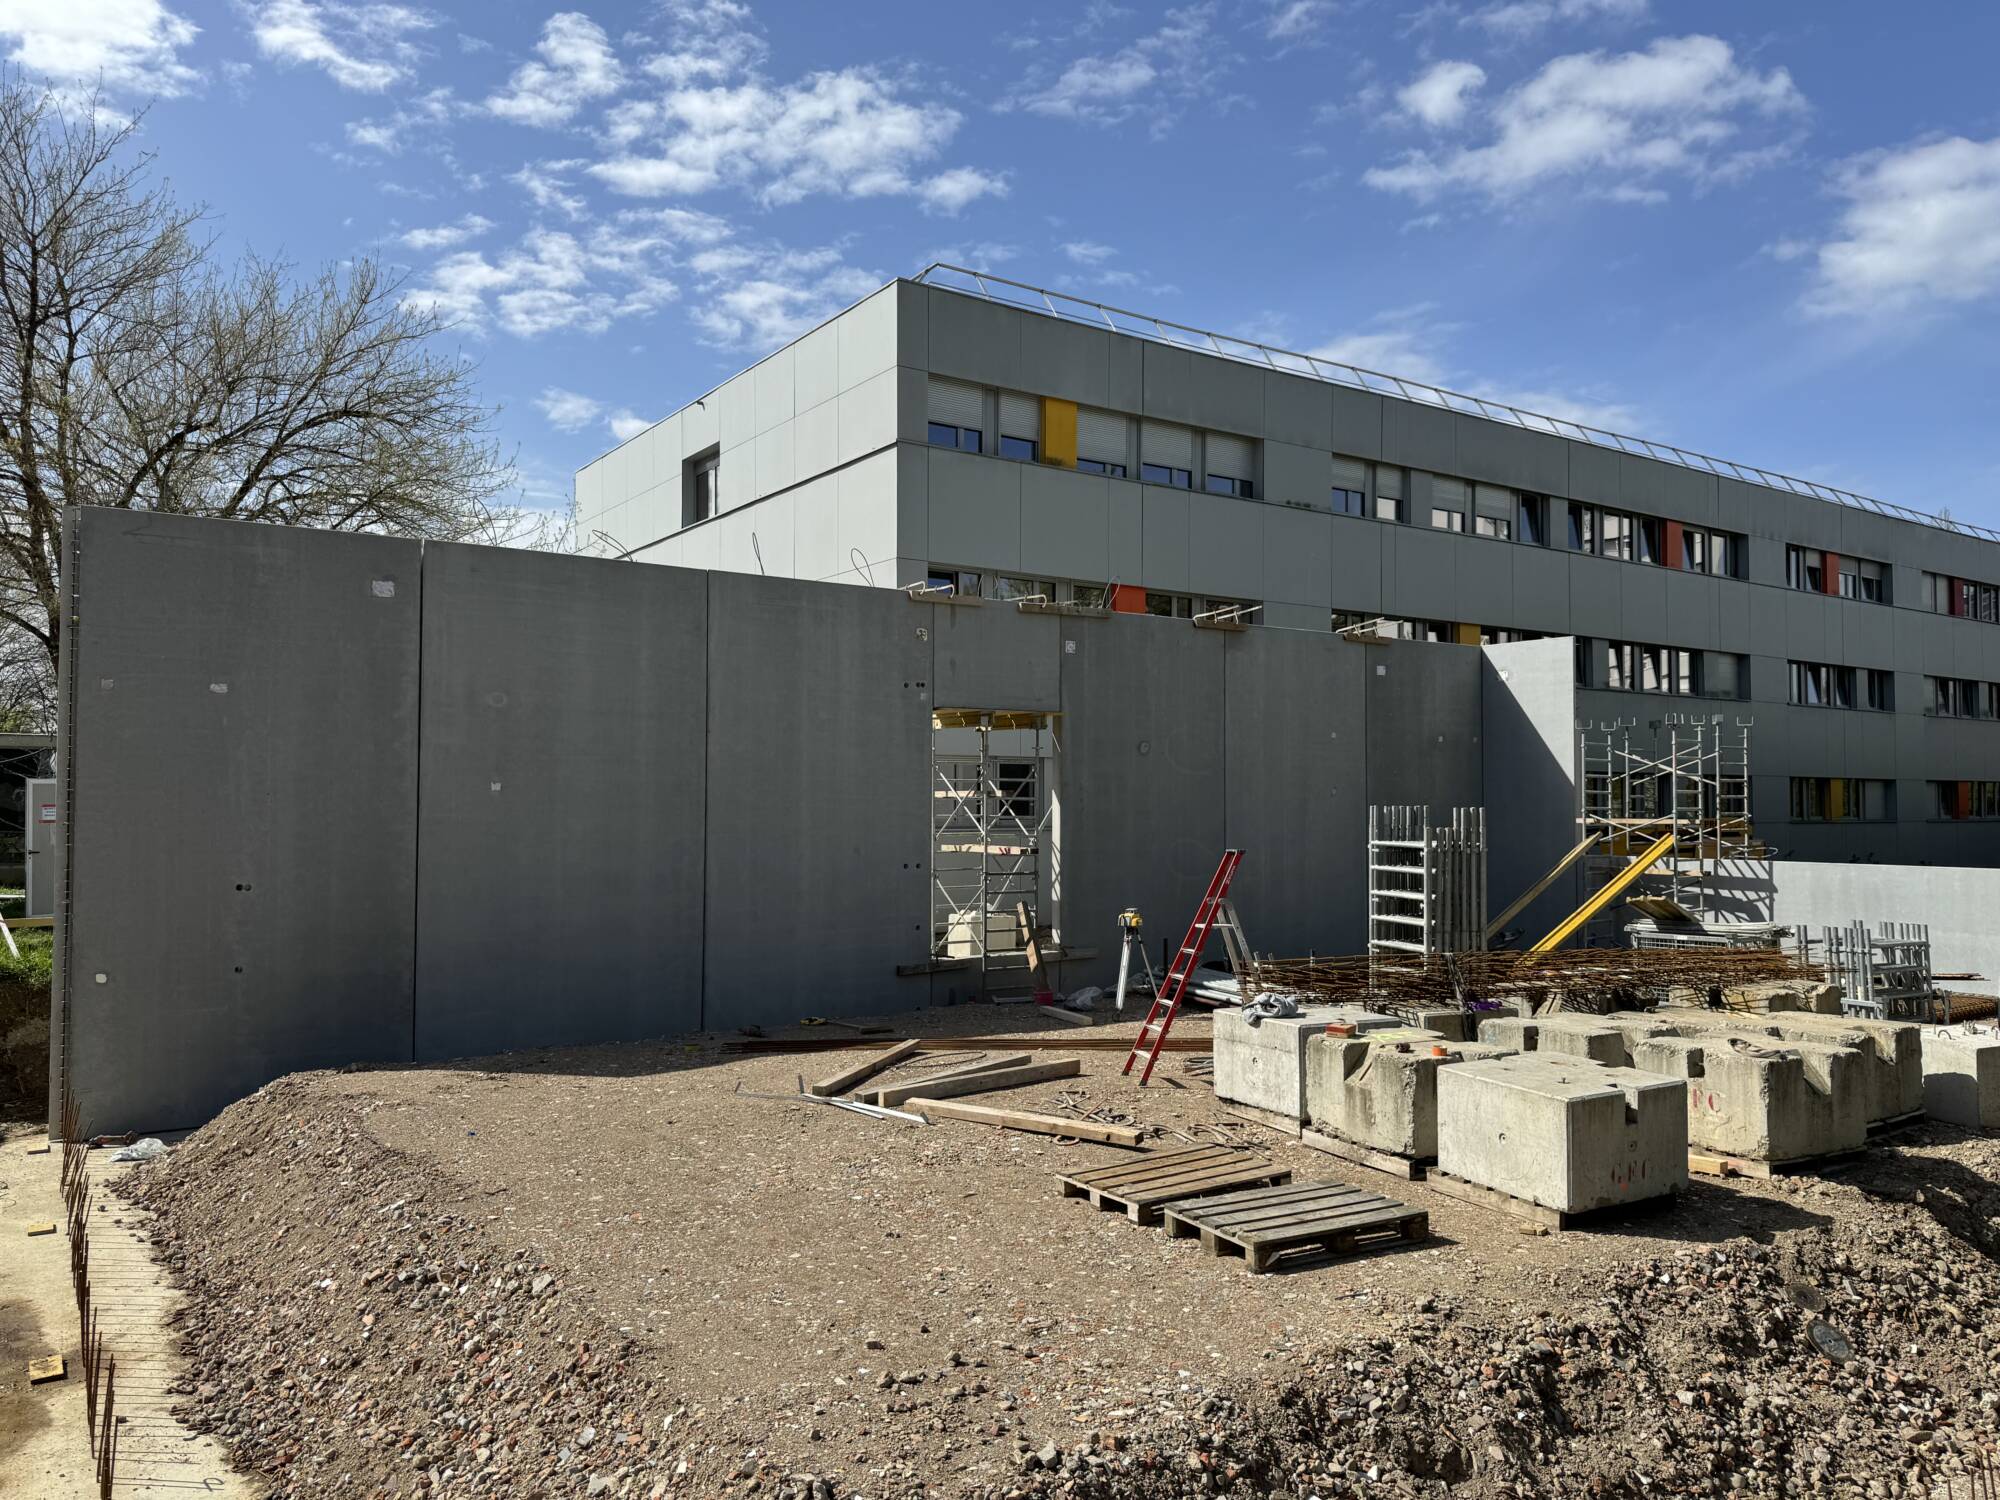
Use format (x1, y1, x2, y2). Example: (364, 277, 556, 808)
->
(133, 1070, 2000, 1500)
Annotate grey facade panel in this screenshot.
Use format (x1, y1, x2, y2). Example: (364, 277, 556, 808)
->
(1455, 414, 1567, 496)
(1328, 387, 1384, 461)
(63, 510, 421, 1134)
(414, 544, 708, 1062)
(1382, 399, 1455, 473)
(1019, 315, 1115, 408)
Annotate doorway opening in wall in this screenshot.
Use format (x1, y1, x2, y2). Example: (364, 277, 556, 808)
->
(930, 709, 1061, 998)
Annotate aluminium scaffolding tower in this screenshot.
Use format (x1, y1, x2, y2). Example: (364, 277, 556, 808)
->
(1367, 805, 1487, 958)
(930, 710, 1055, 995)
(1576, 717, 1760, 947)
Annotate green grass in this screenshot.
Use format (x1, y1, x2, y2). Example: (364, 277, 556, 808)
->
(0, 928, 53, 988)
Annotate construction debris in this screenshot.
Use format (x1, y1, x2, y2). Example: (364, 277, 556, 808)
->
(904, 1097, 1142, 1146)
(806, 1038, 921, 1097)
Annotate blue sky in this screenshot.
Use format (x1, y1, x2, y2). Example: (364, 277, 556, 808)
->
(8, 0, 2000, 524)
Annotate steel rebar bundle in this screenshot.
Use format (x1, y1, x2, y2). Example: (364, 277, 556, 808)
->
(1251, 945, 1819, 1017)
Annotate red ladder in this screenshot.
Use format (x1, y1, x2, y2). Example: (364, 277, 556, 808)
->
(1122, 849, 1245, 1085)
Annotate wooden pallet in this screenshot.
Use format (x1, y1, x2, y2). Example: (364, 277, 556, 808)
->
(1163, 1181, 1429, 1273)
(1300, 1127, 1427, 1181)
(1056, 1146, 1290, 1224)
(1688, 1147, 1867, 1180)
(1424, 1169, 1677, 1230)
(1224, 1102, 1303, 1139)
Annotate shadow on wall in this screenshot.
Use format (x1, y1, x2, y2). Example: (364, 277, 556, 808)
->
(1478, 639, 1581, 949)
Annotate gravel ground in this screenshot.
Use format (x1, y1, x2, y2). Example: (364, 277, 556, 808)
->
(127, 1005, 2000, 1499)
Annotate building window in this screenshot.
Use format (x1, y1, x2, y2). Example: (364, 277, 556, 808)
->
(1330, 486, 1366, 516)
(1930, 677, 1981, 718)
(1794, 778, 1892, 822)
(1475, 515, 1512, 540)
(686, 448, 720, 525)
(929, 421, 982, 453)
(1373, 466, 1405, 523)
(926, 566, 982, 597)
(1682, 529, 1708, 572)
(1145, 591, 1194, 618)
(1636, 518, 1664, 566)
(1076, 457, 1127, 477)
(1789, 661, 1858, 708)
(1600, 511, 1633, 561)
(1140, 463, 1192, 489)
(1517, 494, 1547, 547)
(999, 434, 1039, 462)
(1567, 502, 1598, 553)
(1786, 545, 1826, 592)
(1936, 782, 2000, 820)
(1574, 638, 1594, 686)
(987, 575, 1050, 603)
(1068, 583, 1109, 609)
(1431, 508, 1466, 533)
(1864, 669, 1893, 711)
(1838, 557, 1888, 603)
(1205, 473, 1255, 498)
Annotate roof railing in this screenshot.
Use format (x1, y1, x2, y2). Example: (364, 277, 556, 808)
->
(911, 263, 1997, 545)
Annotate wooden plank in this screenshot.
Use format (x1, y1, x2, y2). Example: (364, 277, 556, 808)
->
(1039, 1005, 1094, 1027)
(1016, 902, 1053, 1001)
(1057, 1146, 1290, 1223)
(806, 1038, 920, 1098)
(1162, 1183, 1429, 1273)
(856, 1053, 1031, 1103)
(728, 1034, 1208, 1054)
(1061, 1146, 1240, 1191)
(871, 1058, 1081, 1109)
(1301, 1128, 1425, 1181)
(1225, 1102, 1303, 1138)
(906, 1097, 1142, 1148)
(28, 1355, 65, 1383)
(1422, 1169, 1566, 1228)
(25, 1222, 56, 1237)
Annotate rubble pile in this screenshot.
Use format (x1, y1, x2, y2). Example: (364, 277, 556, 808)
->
(133, 1076, 2000, 1500)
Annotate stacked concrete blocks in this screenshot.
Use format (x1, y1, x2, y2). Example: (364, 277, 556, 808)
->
(1476, 1012, 1680, 1067)
(1918, 1027, 2000, 1128)
(1629, 1035, 1867, 1163)
(1656, 1010, 1921, 1127)
(1434, 1055, 1688, 1217)
(1304, 1036, 1514, 1163)
(1213, 1005, 1410, 1124)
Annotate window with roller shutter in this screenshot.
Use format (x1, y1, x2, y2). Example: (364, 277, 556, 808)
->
(1076, 408, 1130, 476)
(1330, 455, 1368, 516)
(927, 377, 986, 453)
(1139, 420, 1193, 489)
(1203, 432, 1255, 498)
(997, 392, 1041, 461)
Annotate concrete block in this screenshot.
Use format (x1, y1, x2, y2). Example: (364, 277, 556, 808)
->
(1919, 1027, 2000, 1128)
(1479, 1014, 1628, 1065)
(1213, 1005, 1403, 1121)
(1305, 1036, 1513, 1159)
(1436, 1055, 1688, 1214)
(1630, 1035, 1867, 1162)
(1656, 1008, 1920, 1123)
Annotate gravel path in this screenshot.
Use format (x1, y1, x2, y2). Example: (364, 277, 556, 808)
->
(126, 1007, 2000, 1498)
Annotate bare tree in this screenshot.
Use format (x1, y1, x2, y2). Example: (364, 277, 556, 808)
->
(0, 76, 524, 720)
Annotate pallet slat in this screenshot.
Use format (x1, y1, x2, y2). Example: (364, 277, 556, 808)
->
(1163, 1181, 1429, 1273)
(1056, 1146, 1290, 1224)
(870, 1058, 1081, 1108)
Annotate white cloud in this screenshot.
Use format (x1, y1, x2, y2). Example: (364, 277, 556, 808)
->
(346, 85, 456, 152)
(1467, 0, 1648, 40)
(686, 242, 879, 350)
(592, 70, 964, 205)
(607, 409, 652, 442)
(399, 213, 494, 251)
(1309, 304, 1642, 432)
(1006, 5, 1225, 135)
(405, 224, 680, 338)
(1803, 135, 2000, 318)
(510, 158, 588, 217)
(0, 0, 200, 96)
(245, 1, 430, 92)
(1398, 60, 1485, 129)
(926, 240, 1018, 269)
(1061, 240, 1117, 265)
(536, 387, 603, 432)
(1263, 0, 1333, 45)
(918, 166, 1008, 216)
(1365, 35, 1805, 204)
(485, 11, 622, 127)
(646, 0, 764, 84)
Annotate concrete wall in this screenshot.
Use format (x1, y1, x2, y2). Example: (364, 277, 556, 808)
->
(55, 510, 422, 1134)
(1481, 639, 1581, 943)
(57, 510, 1575, 1132)
(1770, 861, 2000, 997)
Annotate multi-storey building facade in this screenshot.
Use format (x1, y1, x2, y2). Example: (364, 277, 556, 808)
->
(577, 269, 2000, 867)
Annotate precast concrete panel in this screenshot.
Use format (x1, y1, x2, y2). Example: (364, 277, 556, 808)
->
(1567, 442, 1619, 506)
(1455, 415, 1567, 497)
(1187, 493, 1264, 600)
(1382, 400, 1455, 474)
(1328, 521, 1386, 614)
(1264, 371, 1335, 450)
(1451, 537, 1515, 624)
(1620, 453, 1717, 525)
(1618, 563, 1668, 642)
(1662, 570, 1720, 651)
(1328, 388, 1384, 461)
(1057, 615, 1227, 990)
(703, 573, 931, 1025)
(927, 447, 1023, 571)
(1481, 640, 1580, 946)
(413, 545, 707, 1061)
(837, 286, 900, 388)
(1140, 343, 1196, 424)
(61, 510, 420, 1134)
(924, 286, 1021, 391)
(1222, 632, 1367, 955)
(1260, 504, 1334, 610)
(1180, 354, 1264, 437)
(1019, 465, 1111, 581)
(1508, 546, 1572, 634)
(1139, 485, 1193, 593)
(929, 599, 1061, 711)
(794, 320, 841, 412)
(1019, 315, 1113, 408)
(1364, 642, 1483, 811)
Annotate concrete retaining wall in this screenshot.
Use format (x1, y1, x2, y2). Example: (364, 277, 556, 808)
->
(55, 510, 1575, 1133)
(1770, 861, 2000, 997)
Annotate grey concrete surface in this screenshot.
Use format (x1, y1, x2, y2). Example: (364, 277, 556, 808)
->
(413, 544, 710, 1059)
(1436, 1054, 1689, 1213)
(1630, 1034, 1868, 1161)
(1304, 1035, 1513, 1158)
(1770, 861, 2000, 997)
(1919, 1026, 2000, 1127)
(58, 510, 421, 1135)
(1659, 1009, 1921, 1124)
(1214, 1006, 1406, 1121)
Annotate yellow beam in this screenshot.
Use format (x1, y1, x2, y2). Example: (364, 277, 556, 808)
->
(1484, 832, 1600, 943)
(1042, 397, 1077, 467)
(1528, 832, 1676, 953)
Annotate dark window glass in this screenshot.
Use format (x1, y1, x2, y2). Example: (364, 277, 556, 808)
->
(960, 427, 982, 453)
(928, 422, 959, 447)
(1141, 463, 1191, 488)
(999, 434, 1038, 462)
(1077, 457, 1128, 477)
(1517, 496, 1545, 546)
(1205, 474, 1253, 497)
(1331, 487, 1365, 516)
